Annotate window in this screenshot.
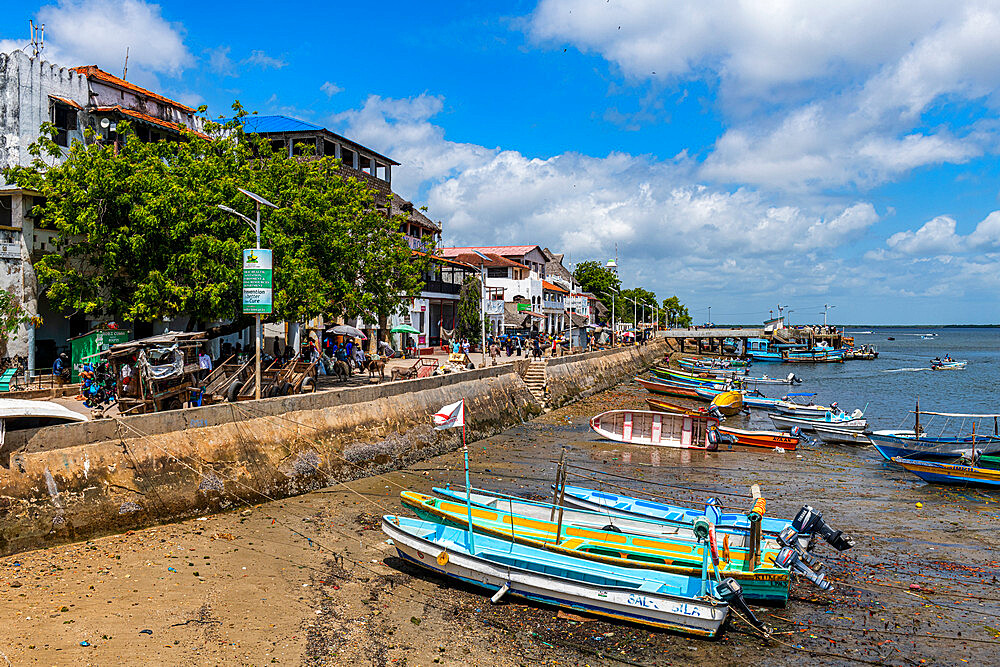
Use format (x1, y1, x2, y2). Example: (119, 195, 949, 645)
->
(51, 102, 77, 147)
(0, 196, 11, 227)
(487, 267, 507, 278)
(270, 140, 286, 156)
(340, 147, 355, 168)
(323, 139, 336, 157)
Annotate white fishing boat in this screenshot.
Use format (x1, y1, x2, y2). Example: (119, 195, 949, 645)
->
(930, 360, 966, 371)
(812, 425, 872, 445)
(769, 411, 867, 433)
(382, 515, 731, 637)
(589, 409, 719, 450)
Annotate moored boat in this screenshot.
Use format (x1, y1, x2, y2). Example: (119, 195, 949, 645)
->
(717, 426, 799, 450)
(769, 411, 867, 432)
(400, 491, 791, 603)
(382, 514, 732, 636)
(645, 398, 707, 416)
(590, 409, 719, 449)
(812, 425, 872, 446)
(891, 454, 1000, 487)
(710, 390, 743, 416)
(636, 376, 704, 400)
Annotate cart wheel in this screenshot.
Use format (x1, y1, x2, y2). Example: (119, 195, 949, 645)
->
(278, 381, 291, 396)
(301, 377, 315, 393)
(226, 379, 241, 403)
(165, 398, 183, 412)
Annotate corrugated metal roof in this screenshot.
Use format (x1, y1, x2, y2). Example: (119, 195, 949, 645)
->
(439, 245, 542, 258)
(223, 115, 323, 134)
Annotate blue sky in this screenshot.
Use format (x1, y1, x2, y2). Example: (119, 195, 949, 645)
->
(4, 0, 1000, 324)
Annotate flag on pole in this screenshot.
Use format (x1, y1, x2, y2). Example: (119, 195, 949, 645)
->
(433, 399, 465, 430)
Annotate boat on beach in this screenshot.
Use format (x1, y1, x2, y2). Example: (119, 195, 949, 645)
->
(891, 454, 1000, 488)
(400, 491, 791, 603)
(589, 409, 719, 449)
(636, 376, 704, 400)
(382, 515, 732, 636)
(769, 411, 868, 432)
(716, 426, 799, 450)
(812, 425, 872, 446)
(870, 408, 1000, 460)
(710, 390, 743, 416)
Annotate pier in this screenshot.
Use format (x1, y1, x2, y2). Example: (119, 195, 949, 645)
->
(655, 326, 851, 356)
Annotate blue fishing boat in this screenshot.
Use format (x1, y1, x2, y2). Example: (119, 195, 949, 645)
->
(891, 455, 1000, 487)
(692, 385, 780, 409)
(871, 408, 1000, 460)
(558, 486, 854, 554)
(745, 338, 807, 362)
(382, 515, 733, 636)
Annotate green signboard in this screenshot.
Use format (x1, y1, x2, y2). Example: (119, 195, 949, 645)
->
(517, 303, 531, 312)
(69, 328, 130, 383)
(242, 248, 273, 314)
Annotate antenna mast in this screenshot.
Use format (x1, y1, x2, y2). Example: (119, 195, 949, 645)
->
(28, 21, 44, 58)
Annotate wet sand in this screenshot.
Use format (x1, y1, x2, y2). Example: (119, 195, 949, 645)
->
(2, 381, 1000, 665)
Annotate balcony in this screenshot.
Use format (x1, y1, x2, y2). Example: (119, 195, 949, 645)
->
(422, 279, 462, 295)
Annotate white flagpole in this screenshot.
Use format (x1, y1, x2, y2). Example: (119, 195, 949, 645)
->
(461, 399, 476, 553)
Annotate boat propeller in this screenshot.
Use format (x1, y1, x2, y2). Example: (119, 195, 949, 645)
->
(792, 505, 855, 552)
(775, 546, 832, 590)
(716, 578, 770, 633)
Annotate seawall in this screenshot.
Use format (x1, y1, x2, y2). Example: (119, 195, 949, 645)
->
(545, 339, 668, 408)
(0, 344, 663, 557)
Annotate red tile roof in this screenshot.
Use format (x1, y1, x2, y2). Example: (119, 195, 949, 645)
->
(412, 250, 478, 270)
(439, 245, 542, 258)
(49, 95, 81, 110)
(71, 65, 195, 113)
(93, 105, 209, 139)
(542, 280, 569, 294)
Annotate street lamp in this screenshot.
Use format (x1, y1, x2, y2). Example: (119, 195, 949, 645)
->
(600, 289, 617, 346)
(218, 187, 277, 400)
(823, 304, 836, 326)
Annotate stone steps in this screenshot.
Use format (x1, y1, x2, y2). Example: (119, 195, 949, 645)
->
(523, 361, 548, 405)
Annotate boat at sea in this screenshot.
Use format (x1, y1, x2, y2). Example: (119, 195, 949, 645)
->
(745, 338, 807, 362)
(769, 411, 868, 433)
(780, 349, 845, 363)
(930, 360, 967, 371)
(589, 409, 719, 449)
(382, 515, 732, 636)
(400, 491, 792, 602)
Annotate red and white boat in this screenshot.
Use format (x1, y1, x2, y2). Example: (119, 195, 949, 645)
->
(589, 410, 719, 450)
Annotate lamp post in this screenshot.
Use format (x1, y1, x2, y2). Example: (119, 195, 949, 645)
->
(601, 290, 617, 346)
(823, 304, 836, 326)
(218, 188, 277, 400)
(472, 250, 490, 367)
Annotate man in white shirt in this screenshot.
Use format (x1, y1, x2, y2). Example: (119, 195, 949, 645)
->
(198, 350, 213, 381)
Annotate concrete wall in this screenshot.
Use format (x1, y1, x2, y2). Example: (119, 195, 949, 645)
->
(545, 339, 668, 408)
(0, 343, 662, 557)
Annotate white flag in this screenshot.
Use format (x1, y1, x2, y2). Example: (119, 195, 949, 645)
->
(433, 399, 465, 430)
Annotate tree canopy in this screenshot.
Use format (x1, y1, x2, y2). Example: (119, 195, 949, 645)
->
(661, 296, 692, 327)
(5, 106, 428, 329)
(456, 275, 482, 343)
(572, 260, 621, 313)
(619, 287, 658, 323)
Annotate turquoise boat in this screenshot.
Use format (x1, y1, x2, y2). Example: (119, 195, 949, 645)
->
(383, 515, 733, 636)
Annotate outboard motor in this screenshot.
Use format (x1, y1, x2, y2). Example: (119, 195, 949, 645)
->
(716, 577, 770, 633)
(775, 546, 832, 590)
(786, 372, 801, 384)
(708, 405, 724, 420)
(776, 525, 818, 567)
(792, 505, 855, 552)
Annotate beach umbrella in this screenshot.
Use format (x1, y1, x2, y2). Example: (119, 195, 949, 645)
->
(390, 324, 421, 335)
(329, 324, 366, 339)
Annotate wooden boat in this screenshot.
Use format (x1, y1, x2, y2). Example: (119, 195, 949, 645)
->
(774, 394, 835, 418)
(930, 360, 967, 371)
(780, 350, 844, 363)
(678, 356, 749, 369)
(693, 384, 782, 410)
(558, 486, 807, 550)
(400, 492, 791, 603)
(768, 411, 867, 432)
(812, 425, 872, 446)
(589, 409, 719, 450)
(871, 408, 1000, 460)
(636, 376, 704, 400)
(892, 455, 1000, 488)
(433, 486, 779, 550)
(710, 390, 743, 416)
(717, 426, 798, 450)
(383, 515, 731, 636)
(645, 398, 707, 416)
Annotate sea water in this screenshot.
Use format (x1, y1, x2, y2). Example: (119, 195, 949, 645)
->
(743, 326, 1000, 433)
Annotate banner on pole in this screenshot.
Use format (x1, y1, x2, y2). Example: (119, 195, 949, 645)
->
(243, 248, 273, 314)
(433, 399, 465, 430)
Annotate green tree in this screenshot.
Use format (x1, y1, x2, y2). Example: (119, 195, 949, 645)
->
(456, 275, 482, 343)
(661, 296, 692, 327)
(6, 106, 427, 330)
(0, 290, 33, 358)
(619, 287, 658, 324)
(572, 261, 621, 313)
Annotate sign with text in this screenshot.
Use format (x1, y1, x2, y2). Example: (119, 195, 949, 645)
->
(242, 248, 273, 314)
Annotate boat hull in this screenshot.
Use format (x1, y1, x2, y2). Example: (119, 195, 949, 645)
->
(769, 414, 867, 432)
(812, 425, 872, 445)
(710, 391, 743, 416)
(590, 409, 718, 449)
(870, 432, 1000, 460)
(718, 426, 798, 450)
(636, 377, 704, 400)
(383, 516, 729, 636)
(891, 458, 1000, 487)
